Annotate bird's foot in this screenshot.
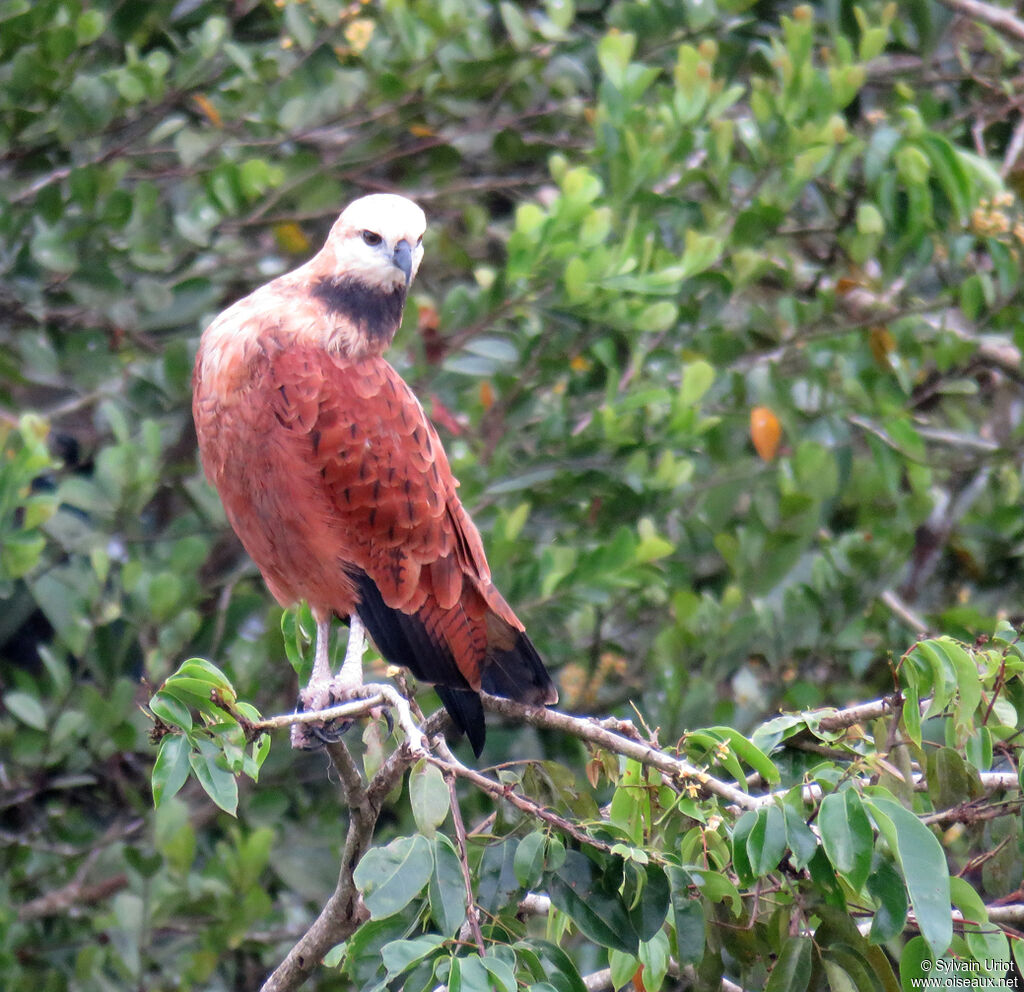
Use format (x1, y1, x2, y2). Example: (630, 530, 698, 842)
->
(363, 682, 428, 756)
(290, 677, 364, 750)
(289, 678, 427, 755)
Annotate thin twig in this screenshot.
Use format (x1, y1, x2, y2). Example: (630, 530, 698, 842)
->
(426, 753, 621, 854)
(444, 769, 486, 956)
(879, 589, 931, 635)
(251, 694, 385, 732)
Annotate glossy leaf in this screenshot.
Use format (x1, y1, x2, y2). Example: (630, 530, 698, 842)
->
(409, 759, 449, 838)
(867, 798, 952, 958)
(353, 835, 433, 920)
(546, 851, 638, 955)
(429, 834, 466, 936)
(819, 790, 873, 891)
(765, 936, 812, 992)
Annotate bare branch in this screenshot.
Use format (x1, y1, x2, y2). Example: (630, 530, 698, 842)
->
(18, 871, 128, 921)
(426, 752, 622, 853)
(480, 693, 762, 810)
(935, 0, 1024, 44)
(251, 694, 385, 733)
(879, 589, 932, 635)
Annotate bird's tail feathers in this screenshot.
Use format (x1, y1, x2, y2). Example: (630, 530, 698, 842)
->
(481, 626, 559, 706)
(433, 686, 486, 757)
(350, 566, 487, 753)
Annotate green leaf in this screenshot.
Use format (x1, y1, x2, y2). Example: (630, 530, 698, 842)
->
(902, 683, 922, 748)
(429, 834, 466, 937)
(149, 691, 193, 732)
(640, 301, 678, 332)
(747, 804, 787, 878)
(2, 531, 46, 579)
(866, 858, 908, 944)
(867, 798, 952, 958)
(678, 229, 723, 279)
(783, 803, 818, 869)
(152, 735, 191, 806)
(174, 658, 236, 693)
(898, 936, 931, 988)
(731, 810, 757, 886)
(926, 747, 983, 811)
(705, 726, 780, 784)
(457, 954, 494, 992)
(380, 935, 444, 979)
(936, 638, 982, 732)
(628, 865, 670, 941)
(482, 954, 518, 992)
(517, 939, 587, 992)
(409, 760, 449, 838)
(819, 790, 873, 891)
(545, 0, 574, 31)
(500, 2, 533, 50)
(188, 739, 238, 815)
(822, 958, 860, 992)
(75, 9, 105, 45)
(765, 936, 812, 992)
(638, 930, 670, 992)
(679, 360, 714, 406)
(4, 690, 46, 730)
(670, 880, 705, 967)
(608, 949, 638, 990)
(514, 831, 547, 889)
(546, 851, 638, 954)
(597, 30, 636, 89)
(354, 835, 433, 919)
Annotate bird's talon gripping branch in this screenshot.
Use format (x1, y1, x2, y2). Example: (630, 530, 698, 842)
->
(366, 683, 428, 755)
(194, 194, 558, 759)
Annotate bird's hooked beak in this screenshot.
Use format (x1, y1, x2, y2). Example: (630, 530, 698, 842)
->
(392, 240, 413, 286)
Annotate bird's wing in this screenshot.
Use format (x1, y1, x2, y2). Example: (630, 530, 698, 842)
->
(263, 347, 491, 601)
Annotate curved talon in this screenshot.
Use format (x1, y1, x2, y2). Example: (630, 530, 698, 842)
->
(310, 718, 354, 744)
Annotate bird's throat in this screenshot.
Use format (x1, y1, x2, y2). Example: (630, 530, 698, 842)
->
(310, 275, 407, 354)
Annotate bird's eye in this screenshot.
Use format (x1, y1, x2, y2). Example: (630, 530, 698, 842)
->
(361, 230, 383, 247)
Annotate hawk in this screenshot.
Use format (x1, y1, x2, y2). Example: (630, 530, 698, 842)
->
(192, 194, 557, 755)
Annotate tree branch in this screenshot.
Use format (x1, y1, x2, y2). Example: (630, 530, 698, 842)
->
(480, 693, 762, 810)
(259, 712, 447, 992)
(935, 0, 1024, 44)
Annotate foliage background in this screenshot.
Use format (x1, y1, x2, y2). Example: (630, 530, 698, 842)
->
(3, 0, 1024, 989)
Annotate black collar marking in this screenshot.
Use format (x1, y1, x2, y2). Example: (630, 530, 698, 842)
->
(311, 276, 407, 343)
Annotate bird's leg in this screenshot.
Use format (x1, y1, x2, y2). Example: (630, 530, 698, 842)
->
(292, 614, 424, 752)
(330, 615, 395, 735)
(292, 615, 368, 749)
(292, 615, 348, 749)
(335, 614, 366, 689)
(308, 615, 334, 690)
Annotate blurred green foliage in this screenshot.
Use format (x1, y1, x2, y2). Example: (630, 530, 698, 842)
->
(3, 0, 1024, 988)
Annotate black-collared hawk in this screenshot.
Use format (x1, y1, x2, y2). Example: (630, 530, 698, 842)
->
(192, 193, 557, 755)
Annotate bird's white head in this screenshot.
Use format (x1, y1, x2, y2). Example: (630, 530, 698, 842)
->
(322, 193, 427, 290)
